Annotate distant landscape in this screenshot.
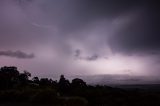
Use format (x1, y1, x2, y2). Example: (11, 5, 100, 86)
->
(69, 74, 160, 85)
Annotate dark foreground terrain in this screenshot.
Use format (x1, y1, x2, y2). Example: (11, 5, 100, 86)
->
(1, 66, 160, 106)
(1, 85, 160, 106)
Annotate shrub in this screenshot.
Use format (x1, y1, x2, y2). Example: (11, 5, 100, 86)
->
(65, 97, 88, 106)
(30, 88, 57, 104)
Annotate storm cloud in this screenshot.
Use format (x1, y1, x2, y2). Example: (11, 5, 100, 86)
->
(108, 1, 160, 55)
(0, 0, 160, 77)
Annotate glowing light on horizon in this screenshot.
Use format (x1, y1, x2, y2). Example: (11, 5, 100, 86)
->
(76, 54, 148, 76)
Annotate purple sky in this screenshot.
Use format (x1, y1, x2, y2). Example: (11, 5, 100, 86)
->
(0, 0, 159, 78)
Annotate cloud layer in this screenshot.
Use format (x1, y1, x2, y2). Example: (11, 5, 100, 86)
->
(0, 0, 159, 77)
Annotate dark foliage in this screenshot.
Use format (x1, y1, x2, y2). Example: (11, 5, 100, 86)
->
(1, 66, 160, 106)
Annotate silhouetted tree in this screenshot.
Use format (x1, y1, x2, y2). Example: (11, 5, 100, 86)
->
(0, 66, 19, 89)
(39, 78, 53, 86)
(32, 77, 39, 84)
(18, 71, 31, 86)
(71, 78, 87, 88)
(58, 75, 70, 94)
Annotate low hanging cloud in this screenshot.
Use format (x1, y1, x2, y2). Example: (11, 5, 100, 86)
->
(0, 50, 35, 59)
(74, 49, 99, 61)
(86, 54, 99, 61)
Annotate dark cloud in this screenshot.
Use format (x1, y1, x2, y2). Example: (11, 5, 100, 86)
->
(108, 0, 160, 55)
(74, 49, 99, 61)
(0, 50, 35, 59)
(1, 0, 159, 55)
(86, 54, 99, 61)
(28, 0, 160, 57)
(16, 0, 143, 35)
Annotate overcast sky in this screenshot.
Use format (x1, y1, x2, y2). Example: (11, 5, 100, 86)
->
(0, 0, 159, 78)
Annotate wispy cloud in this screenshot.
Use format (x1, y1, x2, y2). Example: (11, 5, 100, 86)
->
(0, 50, 35, 59)
(86, 54, 99, 61)
(74, 49, 99, 61)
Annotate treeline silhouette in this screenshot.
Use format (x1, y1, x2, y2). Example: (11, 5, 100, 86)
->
(1, 66, 160, 106)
